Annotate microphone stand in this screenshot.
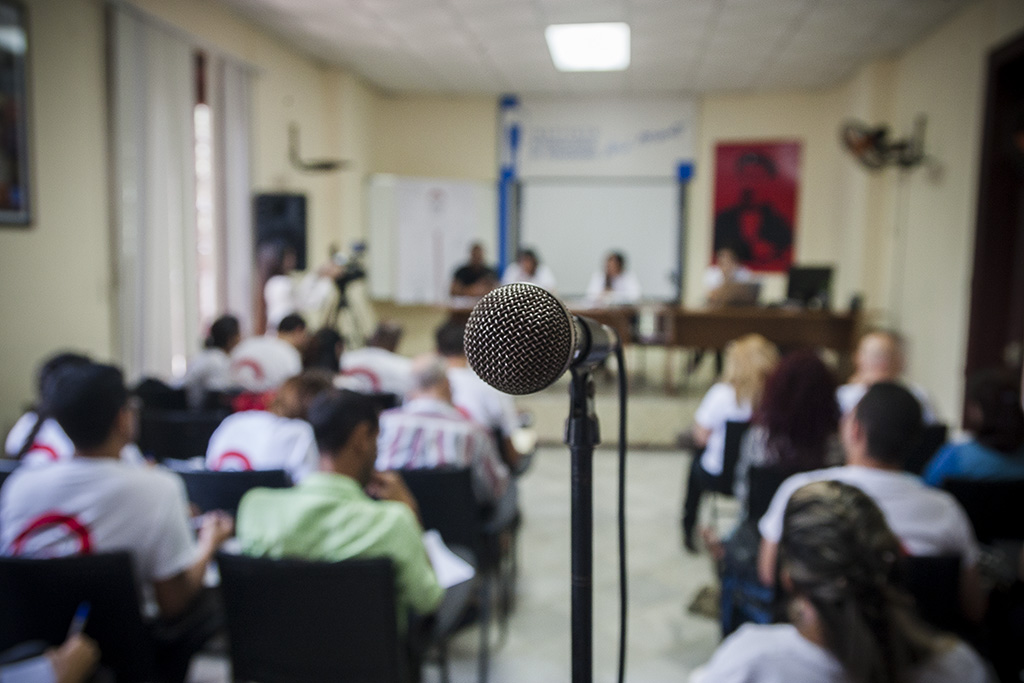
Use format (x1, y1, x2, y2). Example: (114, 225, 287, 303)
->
(565, 366, 599, 683)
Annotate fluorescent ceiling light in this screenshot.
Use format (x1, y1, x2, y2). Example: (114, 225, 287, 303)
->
(545, 22, 630, 72)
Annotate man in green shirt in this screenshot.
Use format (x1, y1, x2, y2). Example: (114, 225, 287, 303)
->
(236, 390, 444, 620)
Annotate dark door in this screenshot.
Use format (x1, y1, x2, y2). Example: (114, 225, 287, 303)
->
(964, 30, 1024, 414)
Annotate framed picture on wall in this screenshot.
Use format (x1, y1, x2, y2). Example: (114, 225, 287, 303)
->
(712, 141, 801, 273)
(0, 0, 29, 225)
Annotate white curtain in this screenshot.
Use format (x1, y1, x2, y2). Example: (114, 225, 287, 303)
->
(111, 7, 197, 380)
(110, 7, 253, 380)
(211, 56, 254, 336)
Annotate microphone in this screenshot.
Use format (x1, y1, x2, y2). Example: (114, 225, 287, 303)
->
(464, 283, 619, 395)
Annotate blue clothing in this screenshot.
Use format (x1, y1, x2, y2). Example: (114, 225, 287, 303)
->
(923, 440, 1024, 486)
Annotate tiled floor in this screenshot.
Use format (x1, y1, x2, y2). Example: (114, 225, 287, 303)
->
(191, 365, 729, 683)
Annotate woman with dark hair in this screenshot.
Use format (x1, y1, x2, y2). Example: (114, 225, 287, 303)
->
(693, 481, 990, 683)
(733, 349, 842, 519)
(924, 368, 1024, 486)
(181, 314, 241, 409)
(4, 352, 91, 463)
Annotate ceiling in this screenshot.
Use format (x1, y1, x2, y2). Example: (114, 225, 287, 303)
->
(216, 0, 976, 95)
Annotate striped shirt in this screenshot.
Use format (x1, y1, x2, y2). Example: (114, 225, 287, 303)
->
(376, 398, 509, 505)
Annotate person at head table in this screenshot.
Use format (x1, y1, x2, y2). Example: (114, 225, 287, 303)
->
(450, 242, 498, 298)
(585, 251, 642, 306)
(501, 248, 557, 293)
(704, 245, 756, 307)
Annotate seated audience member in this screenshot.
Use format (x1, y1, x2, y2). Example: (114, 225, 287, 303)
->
(758, 382, 986, 622)
(206, 371, 333, 483)
(339, 322, 414, 397)
(0, 633, 99, 683)
(5, 352, 90, 464)
(925, 368, 1024, 486)
(302, 327, 343, 373)
(694, 480, 990, 683)
(436, 320, 525, 471)
(236, 390, 444, 623)
(837, 330, 938, 423)
(0, 363, 234, 623)
(704, 245, 755, 307)
(585, 251, 642, 305)
(449, 242, 498, 298)
(501, 248, 557, 292)
(180, 314, 241, 409)
(5, 353, 142, 466)
(377, 355, 510, 507)
(229, 313, 307, 393)
(733, 350, 842, 520)
(682, 335, 779, 552)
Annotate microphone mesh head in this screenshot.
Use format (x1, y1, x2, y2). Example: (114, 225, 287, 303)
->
(464, 283, 576, 395)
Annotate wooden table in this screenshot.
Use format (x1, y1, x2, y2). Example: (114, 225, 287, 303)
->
(668, 307, 858, 353)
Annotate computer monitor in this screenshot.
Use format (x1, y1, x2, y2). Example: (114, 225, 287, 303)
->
(787, 266, 833, 308)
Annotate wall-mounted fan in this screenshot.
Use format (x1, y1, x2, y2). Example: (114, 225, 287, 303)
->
(840, 116, 927, 170)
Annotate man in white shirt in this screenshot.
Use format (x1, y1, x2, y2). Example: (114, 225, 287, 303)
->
(376, 355, 509, 506)
(500, 248, 557, 292)
(339, 322, 414, 397)
(585, 251, 642, 305)
(206, 371, 332, 483)
(229, 313, 307, 392)
(757, 382, 985, 622)
(436, 320, 525, 471)
(0, 363, 233, 624)
(836, 329, 938, 423)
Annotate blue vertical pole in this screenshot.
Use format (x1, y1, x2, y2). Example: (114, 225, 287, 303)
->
(498, 95, 520, 273)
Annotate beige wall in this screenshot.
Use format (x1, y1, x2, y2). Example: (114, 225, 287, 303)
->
(0, 0, 373, 430)
(687, 0, 1024, 421)
(370, 95, 498, 180)
(882, 0, 1024, 420)
(0, 0, 113, 430)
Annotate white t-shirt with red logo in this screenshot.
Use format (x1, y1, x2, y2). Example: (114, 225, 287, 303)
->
(229, 336, 302, 393)
(5, 412, 145, 467)
(0, 458, 197, 588)
(339, 347, 414, 397)
(205, 410, 317, 483)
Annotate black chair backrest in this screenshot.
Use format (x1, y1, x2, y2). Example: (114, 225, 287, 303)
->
(900, 554, 962, 633)
(176, 469, 291, 515)
(218, 552, 401, 683)
(715, 420, 752, 494)
(942, 478, 1024, 544)
(399, 468, 481, 555)
(137, 409, 227, 462)
(746, 466, 801, 524)
(134, 377, 188, 410)
(0, 553, 154, 682)
(903, 423, 949, 475)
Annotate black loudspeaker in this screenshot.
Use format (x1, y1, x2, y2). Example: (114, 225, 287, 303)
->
(254, 193, 307, 270)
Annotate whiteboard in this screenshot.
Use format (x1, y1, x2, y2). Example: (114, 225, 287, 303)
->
(519, 179, 681, 300)
(366, 175, 497, 303)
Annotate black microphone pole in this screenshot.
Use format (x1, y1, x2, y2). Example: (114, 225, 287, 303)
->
(567, 366, 599, 683)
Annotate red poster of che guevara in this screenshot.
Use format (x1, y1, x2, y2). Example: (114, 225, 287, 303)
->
(712, 141, 801, 273)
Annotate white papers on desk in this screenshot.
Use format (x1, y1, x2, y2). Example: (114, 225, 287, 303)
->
(422, 529, 475, 588)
